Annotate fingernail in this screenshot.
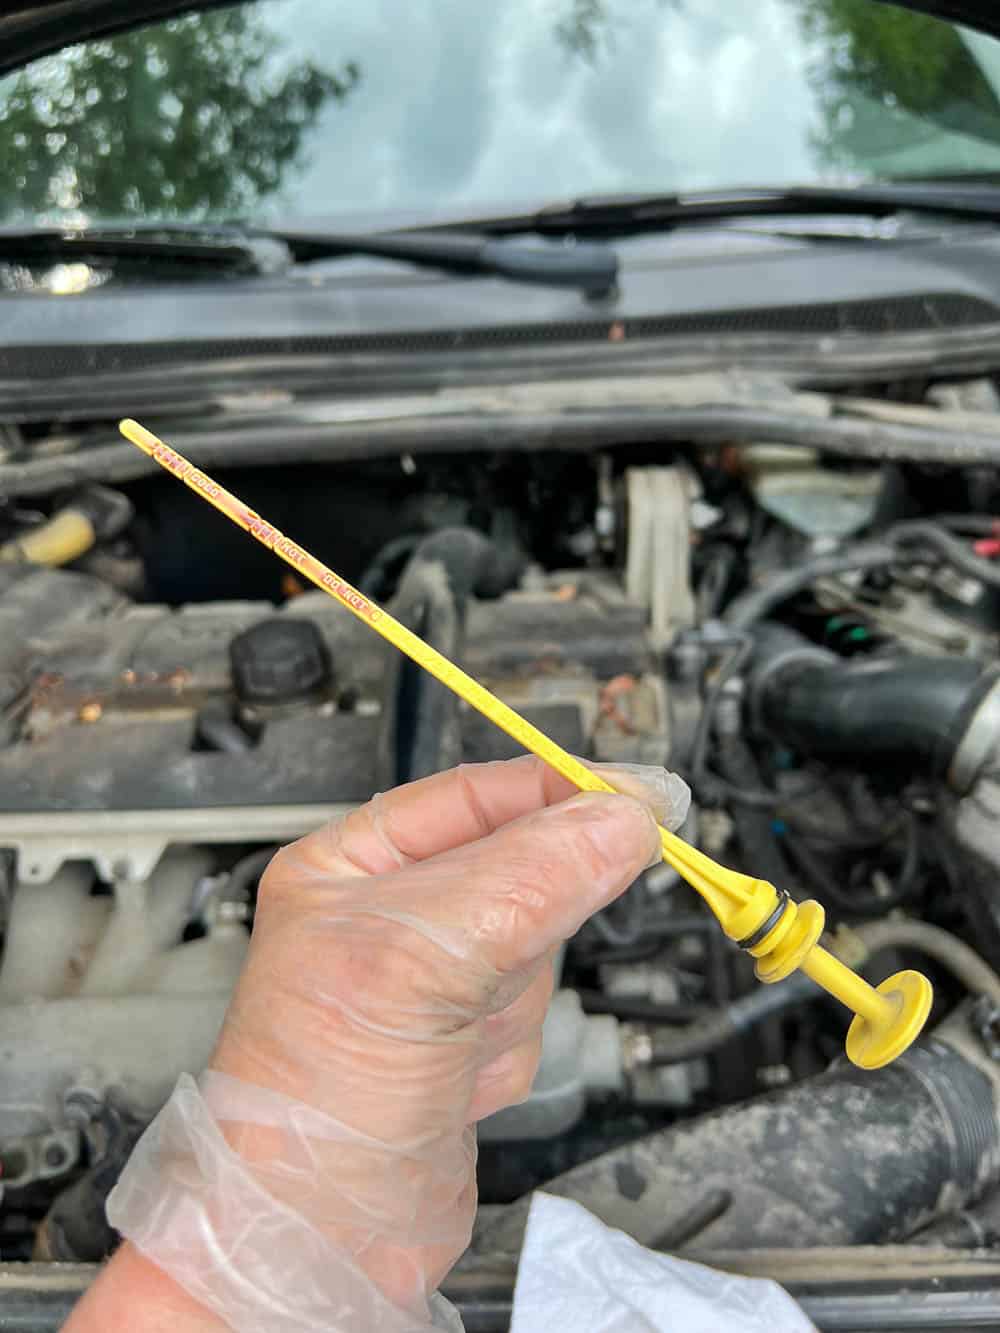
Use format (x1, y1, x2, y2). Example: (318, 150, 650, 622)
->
(588, 762, 691, 831)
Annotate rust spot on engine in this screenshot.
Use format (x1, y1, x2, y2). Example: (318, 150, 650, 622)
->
(32, 672, 63, 694)
(165, 667, 190, 693)
(599, 674, 638, 734)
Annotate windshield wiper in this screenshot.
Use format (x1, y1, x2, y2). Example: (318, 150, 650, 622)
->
(0, 225, 289, 274)
(443, 183, 1000, 237)
(269, 224, 618, 293)
(0, 223, 619, 294)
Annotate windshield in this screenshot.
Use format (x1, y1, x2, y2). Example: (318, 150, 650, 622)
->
(2, 0, 1000, 229)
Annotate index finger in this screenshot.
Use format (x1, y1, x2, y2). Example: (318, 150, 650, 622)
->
(276, 756, 679, 881)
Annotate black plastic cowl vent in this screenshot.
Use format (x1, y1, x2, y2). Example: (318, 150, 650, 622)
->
(2, 291, 999, 380)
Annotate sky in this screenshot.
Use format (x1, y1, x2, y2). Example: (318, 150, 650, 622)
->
(253, 0, 826, 219)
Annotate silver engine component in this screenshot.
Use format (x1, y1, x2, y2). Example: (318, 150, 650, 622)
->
(0, 849, 248, 1140)
(478, 991, 626, 1142)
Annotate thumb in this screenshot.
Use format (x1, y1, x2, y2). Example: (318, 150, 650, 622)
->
(380, 790, 662, 981)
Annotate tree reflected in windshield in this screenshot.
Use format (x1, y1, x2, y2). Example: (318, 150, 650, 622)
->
(555, 0, 612, 64)
(798, 0, 1000, 173)
(554, 0, 684, 66)
(4, 0, 1000, 228)
(0, 8, 358, 223)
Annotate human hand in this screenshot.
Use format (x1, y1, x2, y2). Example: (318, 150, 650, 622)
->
(107, 756, 688, 1331)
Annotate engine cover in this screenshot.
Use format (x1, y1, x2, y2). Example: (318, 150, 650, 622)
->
(0, 562, 668, 870)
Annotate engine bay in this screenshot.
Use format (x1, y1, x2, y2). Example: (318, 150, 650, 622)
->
(5, 398, 1000, 1272)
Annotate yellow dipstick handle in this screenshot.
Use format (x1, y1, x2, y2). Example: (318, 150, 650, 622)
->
(118, 418, 932, 1069)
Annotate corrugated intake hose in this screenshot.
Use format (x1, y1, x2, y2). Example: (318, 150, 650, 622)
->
(749, 624, 1000, 789)
(479, 1027, 1000, 1256)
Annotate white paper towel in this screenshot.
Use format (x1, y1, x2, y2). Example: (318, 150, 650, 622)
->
(510, 1194, 816, 1333)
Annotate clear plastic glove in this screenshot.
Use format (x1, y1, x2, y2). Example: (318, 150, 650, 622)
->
(106, 756, 688, 1332)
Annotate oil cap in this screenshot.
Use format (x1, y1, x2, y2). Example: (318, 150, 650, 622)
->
(230, 617, 332, 705)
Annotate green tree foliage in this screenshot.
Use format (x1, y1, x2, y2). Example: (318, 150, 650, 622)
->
(0, 8, 359, 222)
(555, 0, 610, 63)
(553, 0, 681, 66)
(799, 0, 1000, 166)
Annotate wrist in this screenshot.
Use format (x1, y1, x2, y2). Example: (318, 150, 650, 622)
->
(205, 1055, 476, 1306)
(208, 1027, 477, 1295)
(64, 1242, 228, 1333)
(106, 1071, 468, 1328)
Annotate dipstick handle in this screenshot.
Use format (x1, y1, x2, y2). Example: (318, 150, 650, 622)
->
(117, 418, 933, 1069)
(802, 947, 932, 1069)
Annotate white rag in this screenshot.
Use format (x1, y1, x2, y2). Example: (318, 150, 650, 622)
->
(510, 1194, 816, 1333)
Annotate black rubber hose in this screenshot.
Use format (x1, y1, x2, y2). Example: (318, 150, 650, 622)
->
(725, 543, 898, 628)
(937, 514, 1000, 535)
(782, 816, 920, 917)
(890, 520, 1000, 589)
(427, 527, 526, 599)
(686, 633, 753, 796)
(195, 705, 253, 755)
(726, 522, 1000, 629)
(713, 732, 791, 886)
(480, 1030, 1000, 1255)
(575, 990, 705, 1024)
(650, 1189, 732, 1250)
(367, 526, 523, 606)
(587, 884, 646, 949)
(571, 913, 717, 966)
(685, 632, 799, 810)
(357, 534, 419, 596)
(390, 557, 464, 783)
(753, 631, 993, 779)
(224, 846, 277, 904)
(647, 972, 819, 1065)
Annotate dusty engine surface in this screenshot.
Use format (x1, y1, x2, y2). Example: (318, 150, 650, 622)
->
(0, 563, 667, 816)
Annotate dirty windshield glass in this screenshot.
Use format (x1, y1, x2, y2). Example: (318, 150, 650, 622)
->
(2, 0, 1000, 227)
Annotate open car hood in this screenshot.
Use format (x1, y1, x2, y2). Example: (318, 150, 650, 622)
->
(2, 0, 1000, 78)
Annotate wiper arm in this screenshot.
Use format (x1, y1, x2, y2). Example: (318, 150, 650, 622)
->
(263, 225, 618, 293)
(0, 225, 289, 274)
(447, 183, 1000, 237)
(0, 223, 619, 294)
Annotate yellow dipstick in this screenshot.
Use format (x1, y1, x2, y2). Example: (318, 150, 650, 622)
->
(118, 418, 932, 1069)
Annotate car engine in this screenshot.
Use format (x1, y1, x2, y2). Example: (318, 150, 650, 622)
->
(5, 420, 1000, 1267)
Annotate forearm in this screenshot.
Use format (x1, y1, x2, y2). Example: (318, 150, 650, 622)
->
(64, 1243, 228, 1333)
(66, 1067, 461, 1333)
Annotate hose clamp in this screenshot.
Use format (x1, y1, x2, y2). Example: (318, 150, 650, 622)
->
(737, 890, 790, 952)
